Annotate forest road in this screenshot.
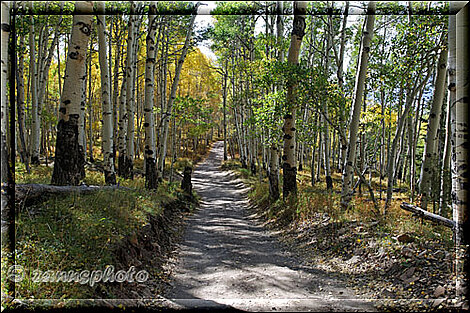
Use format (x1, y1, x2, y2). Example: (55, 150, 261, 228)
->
(163, 141, 376, 312)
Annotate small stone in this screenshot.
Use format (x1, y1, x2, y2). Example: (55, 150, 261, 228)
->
(403, 276, 418, 284)
(432, 298, 445, 307)
(401, 246, 414, 258)
(347, 255, 361, 264)
(399, 267, 416, 281)
(397, 233, 414, 243)
(433, 285, 445, 297)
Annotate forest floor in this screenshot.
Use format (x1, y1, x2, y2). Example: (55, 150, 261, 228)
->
(161, 141, 375, 312)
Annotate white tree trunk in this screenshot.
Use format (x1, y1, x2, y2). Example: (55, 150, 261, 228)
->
(340, 1, 375, 209)
(96, 1, 116, 185)
(0, 0, 12, 289)
(282, 1, 306, 199)
(144, 6, 158, 189)
(124, 3, 136, 179)
(454, 2, 469, 300)
(418, 48, 448, 208)
(157, 3, 200, 181)
(51, 1, 93, 185)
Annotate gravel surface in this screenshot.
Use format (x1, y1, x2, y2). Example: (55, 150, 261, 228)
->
(163, 141, 376, 312)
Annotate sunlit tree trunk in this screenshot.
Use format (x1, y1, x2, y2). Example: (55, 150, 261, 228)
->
(111, 25, 120, 165)
(144, 6, 158, 189)
(123, 3, 139, 179)
(96, 1, 116, 185)
(51, 1, 93, 186)
(157, 3, 199, 181)
(282, 1, 306, 199)
(341, 1, 375, 209)
(384, 69, 431, 212)
(454, 2, 469, 300)
(268, 1, 284, 201)
(223, 59, 228, 161)
(418, 48, 447, 208)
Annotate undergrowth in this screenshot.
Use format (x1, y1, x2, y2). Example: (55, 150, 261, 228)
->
(224, 158, 453, 251)
(2, 165, 191, 303)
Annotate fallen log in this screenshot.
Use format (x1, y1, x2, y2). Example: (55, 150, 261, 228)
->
(16, 183, 131, 208)
(400, 202, 455, 229)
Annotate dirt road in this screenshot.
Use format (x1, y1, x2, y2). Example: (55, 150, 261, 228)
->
(164, 141, 376, 311)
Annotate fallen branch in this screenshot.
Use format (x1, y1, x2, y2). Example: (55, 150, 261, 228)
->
(400, 202, 455, 229)
(16, 184, 131, 208)
(353, 164, 379, 213)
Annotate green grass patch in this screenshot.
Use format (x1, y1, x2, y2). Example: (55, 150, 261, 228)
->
(6, 164, 183, 301)
(231, 160, 453, 250)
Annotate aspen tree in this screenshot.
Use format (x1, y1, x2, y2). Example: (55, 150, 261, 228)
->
(341, 1, 375, 209)
(1, 1, 13, 296)
(51, 1, 93, 186)
(144, 4, 158, 189)
(29, 2, 40, 165)
(123, 2, 137, 179)
(268, 0, 283, 201)
(418, 48, 447, 208)
(454, 2, 469, 300)
(96, 1, 116, 185)
(282, 1, 306, 199)
(157, 3, 200, 181)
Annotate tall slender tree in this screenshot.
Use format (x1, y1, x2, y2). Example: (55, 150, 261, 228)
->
(96, 1, 116, 185)
(418, 47, 447, 209)
(51, 1, 93, 186)
(29, 2, 40, 165)
(157, 3, 200, 181)
(454, 2, 469, 301)
(144, 4, 159, 189)
(282, 1, 307, 199)
(341, 1, 376, 209)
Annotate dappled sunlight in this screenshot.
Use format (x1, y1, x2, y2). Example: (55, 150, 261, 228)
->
(165, 141, 374, 311)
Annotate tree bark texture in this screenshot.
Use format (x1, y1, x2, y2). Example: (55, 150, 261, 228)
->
(282, 1, 306, 199)
(454, 2, 469, 301)
(144, 6, 158, 189)
(51, 2, 93, 186)
(419, 48, 447, 208)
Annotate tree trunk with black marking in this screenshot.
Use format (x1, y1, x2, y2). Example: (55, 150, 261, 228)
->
(419, 48, 447, 208)
(454, 2, 469, 300)
(144, 6, 158, 189)
(51, 2, 93, 186)
(282, 1, 306, 199)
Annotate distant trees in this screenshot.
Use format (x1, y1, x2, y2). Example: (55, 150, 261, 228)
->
(2, 2, 466, 226)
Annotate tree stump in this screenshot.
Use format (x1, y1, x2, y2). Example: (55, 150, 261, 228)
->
(181, 166, 192, 194)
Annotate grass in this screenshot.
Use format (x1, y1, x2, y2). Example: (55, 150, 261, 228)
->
(2, 162, 189, 303)
(224, 158, 454, 250)
(3, 143, 214, 306)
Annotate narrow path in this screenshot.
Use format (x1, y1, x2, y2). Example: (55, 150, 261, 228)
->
(164, 141, 375, 311)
